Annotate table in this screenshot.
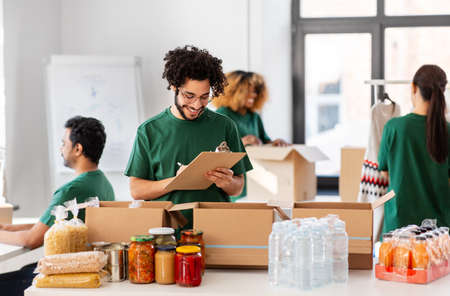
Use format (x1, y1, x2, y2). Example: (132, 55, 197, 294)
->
(25, 268, 450, 296)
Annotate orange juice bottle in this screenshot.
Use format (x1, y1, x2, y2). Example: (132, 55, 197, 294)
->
(379, 233, 394, 267)
(411, 236, 430, 270)
(393, 235, 412, 269)
(439, 227, 450, 261)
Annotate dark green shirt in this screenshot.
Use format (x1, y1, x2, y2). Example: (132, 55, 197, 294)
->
(215, 107, 271, 144)
(40, 170, 115, 227)
(215, 107, 270, 201)
(124, 107, 253, 228)
(378, 113, 450, 233)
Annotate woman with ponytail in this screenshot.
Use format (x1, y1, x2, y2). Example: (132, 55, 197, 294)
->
(379, 65, 450, 234)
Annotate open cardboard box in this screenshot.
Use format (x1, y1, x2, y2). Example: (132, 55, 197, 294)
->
(291, 190, 395, 269)
(170, 202, 289, 268)
(339, 147, 366, 202)
(245, 145, 328, 203)
(0, 203, 13, 224)
(85, 201, 186, 243)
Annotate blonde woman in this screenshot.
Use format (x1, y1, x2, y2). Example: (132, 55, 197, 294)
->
(214, 70, 288, 147)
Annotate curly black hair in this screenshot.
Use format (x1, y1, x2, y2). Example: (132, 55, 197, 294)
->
(64, 116, 106, 165)
(162, 45, 227, 97)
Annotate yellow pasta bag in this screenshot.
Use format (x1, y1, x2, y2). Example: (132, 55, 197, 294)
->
(33, 272, 102, 288)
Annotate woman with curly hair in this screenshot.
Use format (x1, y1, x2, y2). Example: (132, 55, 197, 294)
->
(214, 71, 288, 147)
(125, 46, 252, 228)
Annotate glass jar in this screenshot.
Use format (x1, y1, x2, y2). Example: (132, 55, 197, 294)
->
(128, 235, 155, 284)
(155, 245, 176, 285)
(379, 233, 394, 268)
(179, 229, 205, 273)
(175, 246, 202, 287)
(411, 236, 430, 270)
(149, 227, 177, 246)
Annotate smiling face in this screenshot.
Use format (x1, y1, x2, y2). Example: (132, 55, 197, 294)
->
(173, 79, 211, 120)
(244, 85, 258, 109)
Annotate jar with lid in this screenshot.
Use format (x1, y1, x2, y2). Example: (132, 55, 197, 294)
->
(128, 235, 155, 284)
(175, 246, 202, 287)
(179, 229, 205, 273)
(149, 227, 177, 246)
(155, 245, 176, 284)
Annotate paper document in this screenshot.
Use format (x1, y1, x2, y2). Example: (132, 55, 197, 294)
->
(164, 152, 246, 191)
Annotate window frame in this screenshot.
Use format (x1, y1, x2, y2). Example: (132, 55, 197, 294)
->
(292, 0, 450, 190)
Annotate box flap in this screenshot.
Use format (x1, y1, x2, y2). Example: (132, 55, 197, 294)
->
(168, 202, 199, 212)
(371, 190, 396, 209)
(294, 201, 372, 210)
(99, 201, 173, 209)
(245, 145, 328, 162)
(0, 203, 13, 209)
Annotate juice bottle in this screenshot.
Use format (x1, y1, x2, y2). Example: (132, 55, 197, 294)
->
(379, 233, 394, 267)
(393, 235, 411, 269)
(411, 236, 429, 270)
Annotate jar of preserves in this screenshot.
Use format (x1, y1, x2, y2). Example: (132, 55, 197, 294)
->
(148, 227, 177, 246)
(155, 245, 176, 285)
(179, 229, 205, 273)
(128, 235, 155, 284)
(175, 246, 202, 287)
(411, 236, 430, 270)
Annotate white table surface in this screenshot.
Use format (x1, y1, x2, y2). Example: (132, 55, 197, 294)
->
(25, 268, 450, 296)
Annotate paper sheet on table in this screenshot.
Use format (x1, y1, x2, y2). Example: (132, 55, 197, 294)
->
(164, 152, 246, 191)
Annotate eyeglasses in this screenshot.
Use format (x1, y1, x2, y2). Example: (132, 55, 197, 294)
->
(178, 88, 214, 104)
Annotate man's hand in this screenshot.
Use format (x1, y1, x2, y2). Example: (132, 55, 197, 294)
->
(204, 168, 234, 189)
(241, 135, 262, 146)
(176, 165, 187, 176)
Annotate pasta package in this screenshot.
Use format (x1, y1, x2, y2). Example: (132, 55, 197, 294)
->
(44, 199, 89, 256)
(33, 272, 102, 288)
(36, 251, 107, 275)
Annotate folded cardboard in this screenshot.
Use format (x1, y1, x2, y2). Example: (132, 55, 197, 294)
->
(85, 201, 185, 243)
(165, 152, 246, 191)
(339, 147, 366, 202)
(0, 203, 13, 224)
(291, 190, 395, 270)
(245, 145, 328, 204)
(171, 202, 286, 268)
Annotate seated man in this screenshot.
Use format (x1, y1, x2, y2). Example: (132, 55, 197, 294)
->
(0, 116, 115, 295)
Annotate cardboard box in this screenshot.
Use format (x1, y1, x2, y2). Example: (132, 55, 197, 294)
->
(0, 203, 13, 224)
(339, 147, 366, 202)
(291, 191, 395, 269)
(85, 201, 184, 243)
(245, 145, 328, 204)
(171, 202, 285, 268)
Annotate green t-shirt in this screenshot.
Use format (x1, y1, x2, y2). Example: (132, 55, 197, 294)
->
(378, 113, 450, 233)
(124, 107, 253, 228)
(216, 107, 271, 144)
(215, 107, 270, 201)
(40, 170, 115, 227)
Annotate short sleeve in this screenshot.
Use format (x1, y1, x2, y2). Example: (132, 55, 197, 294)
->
(124, 127, 153, 180)
(256, 113, 272, 144)
(39, 187, 74, 227)
(378, 121, 395, 171)
(226, 120, 253, 176)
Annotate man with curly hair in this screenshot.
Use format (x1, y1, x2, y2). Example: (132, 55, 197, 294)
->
(125, 45, 253, 228)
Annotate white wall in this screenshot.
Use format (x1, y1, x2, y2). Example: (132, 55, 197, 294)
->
(3, 0, 292, 215)
(3, 0, 60, 216)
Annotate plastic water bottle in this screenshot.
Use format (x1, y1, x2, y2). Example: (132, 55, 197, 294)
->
(293, 225, 312, 290)
(333, 220, 349, 283)
(311, 223, 326, 288)
(320, 221, 333, 285)
(268, 222, 284, 286)
(281, 222, 298, 287)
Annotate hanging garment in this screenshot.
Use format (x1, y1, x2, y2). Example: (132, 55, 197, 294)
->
(358, 101, 401, 202)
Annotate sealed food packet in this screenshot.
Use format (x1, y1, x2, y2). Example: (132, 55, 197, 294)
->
(33, 272, 104, 288)
(43, 198, 91, 255)
(36, 251, 107, 275)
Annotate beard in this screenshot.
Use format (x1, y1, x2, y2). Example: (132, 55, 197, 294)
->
(174, 92, 205, 121)
(62, 154, 72, 168)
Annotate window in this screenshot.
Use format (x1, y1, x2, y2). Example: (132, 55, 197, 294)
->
(300, 0, 376, 18)
(385, 0, 450, 16)
(305, 34, 371, 176)
(293, 0, 450, 187)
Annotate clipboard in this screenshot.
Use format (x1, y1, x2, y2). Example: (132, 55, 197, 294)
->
(164, 152, 246, 191)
